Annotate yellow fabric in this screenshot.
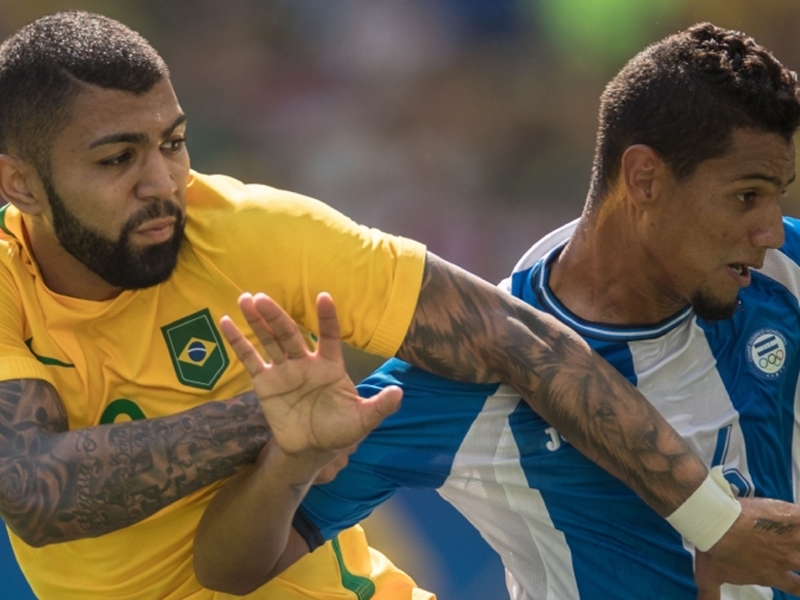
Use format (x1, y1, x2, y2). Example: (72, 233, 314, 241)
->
(0, 172, 428, 599)
(211, 526, 434, 600)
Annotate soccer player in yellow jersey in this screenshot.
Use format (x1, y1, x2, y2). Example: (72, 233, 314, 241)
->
(0, 10, 798, 600)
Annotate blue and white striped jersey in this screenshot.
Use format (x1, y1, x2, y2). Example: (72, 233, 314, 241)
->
(300, 217, 800, 600)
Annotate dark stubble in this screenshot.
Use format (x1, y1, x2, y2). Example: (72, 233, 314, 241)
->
(690, 286, 738, 322)
(43, 176, 185, 290)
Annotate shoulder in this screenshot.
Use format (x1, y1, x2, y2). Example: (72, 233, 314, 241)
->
(507, 219, 578, 276)
(0, 205, 34, 295)
(780, 216, 800, 260)
(186, 171, 359, 229)
(757, 217, 800, 295)
(735, 218, 800, 334)
(184, 171, 388, 257)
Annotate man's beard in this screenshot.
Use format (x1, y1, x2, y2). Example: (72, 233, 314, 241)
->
(44, 177, 185, 290)
(690, 287, 738, 322)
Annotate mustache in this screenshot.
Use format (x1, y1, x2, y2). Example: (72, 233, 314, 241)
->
(123, 201, 184, 234)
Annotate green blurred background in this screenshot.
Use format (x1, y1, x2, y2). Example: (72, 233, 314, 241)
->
(2, 1, 800, 598)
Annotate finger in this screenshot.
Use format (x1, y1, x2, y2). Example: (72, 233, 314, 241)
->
(358, 385, 403, 434)
(252, 293, 309, 360)
(220, 315, 268, 377)
(772, 570, 800, 596)
(238, 293, 288, 364)
(316, 292, 344, 363)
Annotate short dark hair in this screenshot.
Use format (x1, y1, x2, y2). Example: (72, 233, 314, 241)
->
(588, 22, 800, 206)
(0, 11, 169, 169)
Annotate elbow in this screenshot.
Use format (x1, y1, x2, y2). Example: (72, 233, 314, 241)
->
(193, 552, 271, 595)
(20, 534, 49, 549)
(4, 518, 49, 549)
(1, 498, 50, 548)
(195, 573, 270, 596)
(1, 452, 70, 548)
(196, 577, 264, 596)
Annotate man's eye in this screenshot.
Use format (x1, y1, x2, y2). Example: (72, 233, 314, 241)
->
(162, 137, 187, 153)
(736, 191, 757, 203)
(100, 152, 132, 167)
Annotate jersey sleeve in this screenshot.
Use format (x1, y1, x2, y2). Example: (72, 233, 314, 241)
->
(297, 358, 498, 544)
(186, 173, 426, 357)
(0, 262, 54, 384)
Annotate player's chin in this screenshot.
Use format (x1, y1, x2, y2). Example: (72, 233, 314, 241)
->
(690, 292, 738, 322)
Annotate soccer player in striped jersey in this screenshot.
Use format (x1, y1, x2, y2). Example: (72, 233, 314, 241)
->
(2, 11, 783, 600)
(196, 23, 800, 600)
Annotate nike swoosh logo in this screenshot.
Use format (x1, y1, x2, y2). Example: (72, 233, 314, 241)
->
(25, 338, 75, 368)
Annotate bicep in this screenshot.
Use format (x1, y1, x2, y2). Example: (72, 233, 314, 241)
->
(0, 378, 68, 442)
(398, 252, 553, 384)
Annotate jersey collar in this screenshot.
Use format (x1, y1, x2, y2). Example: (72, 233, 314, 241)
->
(533, 243, 694, 342)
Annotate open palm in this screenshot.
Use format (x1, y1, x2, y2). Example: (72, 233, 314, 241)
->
(220, 292, 402, 462)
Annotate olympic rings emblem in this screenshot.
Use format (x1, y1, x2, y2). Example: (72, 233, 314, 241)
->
(758, 348, 784, 368)
(748, 329, 787, 378)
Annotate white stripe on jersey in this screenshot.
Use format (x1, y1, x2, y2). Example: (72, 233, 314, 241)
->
(437, 386, 581, 600)
(495, 413, 580, 600)
(487, 220, 780, 599)
(760, 249, 800, 505)
(506, 569, 533, 600)
(628, 320, 754, 498)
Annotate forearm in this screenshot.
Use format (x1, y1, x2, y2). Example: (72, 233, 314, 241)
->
(397, 254, 706, 516)
(193, 291, 404, 591)
(0, 379, 269, 546)
(194, 441, 320, 594)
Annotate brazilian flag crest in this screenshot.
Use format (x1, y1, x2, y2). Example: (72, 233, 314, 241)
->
(161, 308, 229, 390)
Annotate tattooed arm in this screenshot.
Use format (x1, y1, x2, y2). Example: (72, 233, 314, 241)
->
(398, 254, 800, 595)
(195, 293, 401, 594)
(192, 265, 800, 594)
(0, 380, 268, 547)
(397, 253, 704, 515)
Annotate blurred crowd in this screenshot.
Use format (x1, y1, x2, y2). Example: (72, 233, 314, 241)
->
(5, 0, 800, 283)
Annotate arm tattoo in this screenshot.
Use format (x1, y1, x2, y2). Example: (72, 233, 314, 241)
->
(397, 253, 706, 516)
(0, 379, 269, 546)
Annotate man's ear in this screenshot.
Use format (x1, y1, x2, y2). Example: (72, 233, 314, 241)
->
(620, 145, 668, 209)
(0, 154, 47, 215)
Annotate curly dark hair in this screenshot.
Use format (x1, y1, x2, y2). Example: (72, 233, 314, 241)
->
(588, 22, 800, 208)
(0, 11, 169, 171)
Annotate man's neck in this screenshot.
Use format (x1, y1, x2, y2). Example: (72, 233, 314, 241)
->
(548, 208, 687, 326)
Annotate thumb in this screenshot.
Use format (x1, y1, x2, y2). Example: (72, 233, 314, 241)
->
(358, 385, 403, 434)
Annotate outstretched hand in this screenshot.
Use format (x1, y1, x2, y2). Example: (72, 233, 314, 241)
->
(220, 292, 402, 471)
(695, 497, 800, 599)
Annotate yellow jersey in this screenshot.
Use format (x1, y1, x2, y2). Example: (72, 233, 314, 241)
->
(0, 172, 432, 599)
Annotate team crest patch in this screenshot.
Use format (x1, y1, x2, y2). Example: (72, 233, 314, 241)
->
(746, 328, 787, 379)
(162, 308, 229, 390)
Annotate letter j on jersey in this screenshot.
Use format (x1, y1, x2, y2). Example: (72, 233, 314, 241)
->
(161, 308, 229, 390)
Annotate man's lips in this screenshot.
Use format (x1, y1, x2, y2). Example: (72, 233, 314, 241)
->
(134, 217, 176, 243)
(727, 262, 760, 286)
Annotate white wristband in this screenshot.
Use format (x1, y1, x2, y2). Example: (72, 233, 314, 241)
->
(665, 466, 742, 552)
